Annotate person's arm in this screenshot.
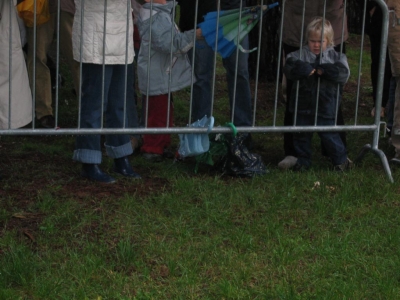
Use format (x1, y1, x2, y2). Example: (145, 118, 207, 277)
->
(152, 15, 199, 54)
(316, 55, 350, 84)
(284, 57, 315, 81)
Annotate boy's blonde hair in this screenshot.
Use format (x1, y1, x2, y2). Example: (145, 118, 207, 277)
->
(305, 17, 335, 47)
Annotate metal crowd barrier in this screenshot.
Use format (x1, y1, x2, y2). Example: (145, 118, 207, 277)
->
(2, 0, 393, 181)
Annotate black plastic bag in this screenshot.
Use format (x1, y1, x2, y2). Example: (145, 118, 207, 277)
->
(196, 132, 267, 177)
(223, 133, 267, 177)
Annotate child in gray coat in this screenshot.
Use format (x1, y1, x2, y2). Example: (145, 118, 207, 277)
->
(135, 0, 202, 161)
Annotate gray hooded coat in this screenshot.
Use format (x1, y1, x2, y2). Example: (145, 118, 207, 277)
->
(136, 2, 195, 96)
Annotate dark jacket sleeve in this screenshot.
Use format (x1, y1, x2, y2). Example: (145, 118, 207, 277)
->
(317, 62, 349, 84)
(284, 57, 315, 80)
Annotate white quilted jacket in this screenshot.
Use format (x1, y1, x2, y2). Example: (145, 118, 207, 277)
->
(72, 0, 134, 65)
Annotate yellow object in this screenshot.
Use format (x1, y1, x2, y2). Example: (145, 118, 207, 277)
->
(17, 0, 50, 27)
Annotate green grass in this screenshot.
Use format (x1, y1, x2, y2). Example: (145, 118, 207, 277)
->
(1, 34, 400, 299)
(1, 170, 400, 299)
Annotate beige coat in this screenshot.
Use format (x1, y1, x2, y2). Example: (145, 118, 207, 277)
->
(0, 0, 32, 129)
(72, 0, 134, 65)
(386, 0, 400, 152)
(387, 0, 400, 76)
(282, 0, 348, 47)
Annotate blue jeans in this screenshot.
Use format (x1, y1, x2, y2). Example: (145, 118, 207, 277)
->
(125, 63, 140, 134)
(294, 114, 347, 168)
(129, 50, 143, 135)
(189, 37, 252, 126)
(73, 63, 134, 164)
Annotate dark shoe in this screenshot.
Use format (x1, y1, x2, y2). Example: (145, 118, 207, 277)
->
(142, 152, 163, 162)
(38, 115, 55, 128)
(292, 162, 308, 172)
(113, 156, 141, 178)
(81, 164, 116, 183)
(333, 158, 353, 172)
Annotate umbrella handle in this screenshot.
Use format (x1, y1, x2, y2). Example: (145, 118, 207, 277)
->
(238, 44, 258, 54)
(225, 122, 237, 137)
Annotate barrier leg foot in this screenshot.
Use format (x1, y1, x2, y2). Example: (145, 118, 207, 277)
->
(355, 144, 394, 183)
(354, 144, 371, 165)
(373, 148, 394, 183)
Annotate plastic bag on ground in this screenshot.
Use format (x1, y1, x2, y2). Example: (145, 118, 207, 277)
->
(223, 133, 267, 177)
(195, 132, 267, 177)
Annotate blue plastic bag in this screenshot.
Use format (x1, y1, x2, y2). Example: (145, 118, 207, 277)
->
(178, 115, 214, 157)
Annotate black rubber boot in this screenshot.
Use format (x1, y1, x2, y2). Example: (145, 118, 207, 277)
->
(81, 164, 116, 183)
(113, 156, 141, 178)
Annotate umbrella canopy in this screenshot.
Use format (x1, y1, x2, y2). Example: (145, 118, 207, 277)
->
(198, 3, 279, 58)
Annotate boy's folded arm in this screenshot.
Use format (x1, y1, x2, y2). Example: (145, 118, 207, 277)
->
(317, 62, 349, 84)
(284, 58, 315, 80)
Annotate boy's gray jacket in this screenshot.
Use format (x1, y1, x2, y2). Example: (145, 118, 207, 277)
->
(136, 2, 195, 95)
(284, 46, 350, 119)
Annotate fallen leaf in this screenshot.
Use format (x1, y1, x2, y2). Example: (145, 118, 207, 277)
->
(23, 230, 35, 242)
(12, 213, 27, 219)
(311, 181, 320, 191)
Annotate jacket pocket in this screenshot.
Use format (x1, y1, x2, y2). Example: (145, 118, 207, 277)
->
(93, 21, 128, 58)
